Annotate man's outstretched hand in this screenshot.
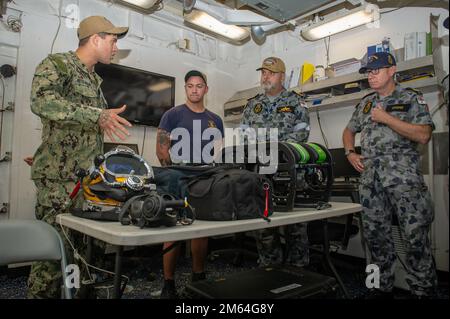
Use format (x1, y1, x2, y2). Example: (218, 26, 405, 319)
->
(98, 104, 132, 142)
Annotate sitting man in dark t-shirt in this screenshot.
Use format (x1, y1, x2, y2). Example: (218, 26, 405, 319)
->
(156, 70, 224, 298)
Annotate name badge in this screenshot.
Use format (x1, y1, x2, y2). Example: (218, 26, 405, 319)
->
(385, 104, 411, 112)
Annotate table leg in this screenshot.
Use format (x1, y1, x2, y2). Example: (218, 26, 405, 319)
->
(341, 214, 354, 250)
(357, 213, 371, 265)
(349, 191, 370, 264)
(113, 245, 124, 299)
(86, 236, 93, 265)
(322, 219, 351, 299)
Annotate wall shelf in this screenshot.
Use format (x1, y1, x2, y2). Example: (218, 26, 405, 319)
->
(299, 55, 434, 93)
(307, 76, 439, 112)
(224, 54, 439, 123)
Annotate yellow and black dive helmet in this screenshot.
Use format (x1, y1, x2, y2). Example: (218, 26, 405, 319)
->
(82, 145, 156, 208)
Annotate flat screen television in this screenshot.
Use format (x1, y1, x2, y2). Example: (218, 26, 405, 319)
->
(95, 63, 175, 127)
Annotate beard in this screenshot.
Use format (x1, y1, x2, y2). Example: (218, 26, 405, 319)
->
(261, 81, 275, 93)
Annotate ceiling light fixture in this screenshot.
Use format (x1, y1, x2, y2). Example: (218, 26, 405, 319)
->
(115, 0, 163, 14)
(301, 4, 380, 41)
(184, 10, 250, 43)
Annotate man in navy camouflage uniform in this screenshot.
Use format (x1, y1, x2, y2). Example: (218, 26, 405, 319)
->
(343, 52, 437, 298)
(240, 57, 311, 267)
(28, 16, 131, 298)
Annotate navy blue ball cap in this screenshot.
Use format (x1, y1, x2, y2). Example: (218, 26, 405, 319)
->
(185, 70, 207, 85)
(444, 17, 449, 30)
(359, 52, 396, 74)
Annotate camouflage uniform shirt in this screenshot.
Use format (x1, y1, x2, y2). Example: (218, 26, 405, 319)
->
(239, 89, 310, 268)
(31, 51, 106, 181)
(346, 85, 434, 187)
(240, 89, 310, 143)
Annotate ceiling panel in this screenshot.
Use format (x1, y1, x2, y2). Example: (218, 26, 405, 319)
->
(238, 0, 334, 23)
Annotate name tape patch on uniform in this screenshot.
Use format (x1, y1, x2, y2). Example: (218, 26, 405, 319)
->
(385, 104, 411, 112)
(253, 103, 263, 114)
(276, 106, 294, 113)
(363, 101, 373, 114)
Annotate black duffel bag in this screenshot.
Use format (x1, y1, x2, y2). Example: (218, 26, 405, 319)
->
(185, 167, 273, 221)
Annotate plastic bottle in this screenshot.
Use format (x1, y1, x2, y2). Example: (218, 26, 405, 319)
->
(382, 37, 390, 53)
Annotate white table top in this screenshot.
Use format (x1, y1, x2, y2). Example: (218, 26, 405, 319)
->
(56, 202, 362, 246)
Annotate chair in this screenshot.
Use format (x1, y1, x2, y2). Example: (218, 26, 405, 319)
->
(0, 220, 72, 299)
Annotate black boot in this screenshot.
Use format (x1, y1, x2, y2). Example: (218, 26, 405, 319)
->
(160, 279, 178, 299)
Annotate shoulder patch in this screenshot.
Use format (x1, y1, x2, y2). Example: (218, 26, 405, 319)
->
(362, 101, 373, 114)
(416, 95, 428, 106)
(355, 91, 376, 108)
(405, 87, 423, 96)
(253, 103, 263, 114)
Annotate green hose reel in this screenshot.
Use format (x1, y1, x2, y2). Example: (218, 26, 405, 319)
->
(288, 142, 328, 164)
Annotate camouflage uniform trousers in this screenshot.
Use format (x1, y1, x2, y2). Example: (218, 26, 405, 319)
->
(359, 177, 437, 296)
(253, 223, 309, 267)
(27, 178, 106, 299)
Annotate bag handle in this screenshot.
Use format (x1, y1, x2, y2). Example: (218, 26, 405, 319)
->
(182, 165, 230, 181)
(187, 174, 231, 198)
(183, 165, 239, 197)
(186, 175, 215, 197)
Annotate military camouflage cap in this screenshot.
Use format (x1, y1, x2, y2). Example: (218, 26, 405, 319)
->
(77, 16, 129, 40)
(257, 57, 286, 73)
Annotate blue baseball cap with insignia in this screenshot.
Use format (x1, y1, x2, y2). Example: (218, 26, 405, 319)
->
(359, 52, 396, 74)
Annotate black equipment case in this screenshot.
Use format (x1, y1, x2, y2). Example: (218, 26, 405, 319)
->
(218, 142, 334, 211)
(185, 266, 337, 299)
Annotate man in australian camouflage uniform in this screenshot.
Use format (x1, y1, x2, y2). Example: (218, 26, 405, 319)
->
(343, 52, 437, 298)
(28, 16, 131, 298)
(240, 57, 311, 267)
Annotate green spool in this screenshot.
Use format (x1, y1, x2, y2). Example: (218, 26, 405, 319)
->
(307, 143, 327, 163)
(288, 142, 310, 164)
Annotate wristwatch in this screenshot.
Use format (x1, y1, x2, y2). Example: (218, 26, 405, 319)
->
(345, 149, 356, 156)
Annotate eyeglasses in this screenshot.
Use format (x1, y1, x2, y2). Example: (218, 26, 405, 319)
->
(365, 67, 389, 76)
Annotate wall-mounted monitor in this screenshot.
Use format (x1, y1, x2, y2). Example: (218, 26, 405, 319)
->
(96, 63, 175, 127)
